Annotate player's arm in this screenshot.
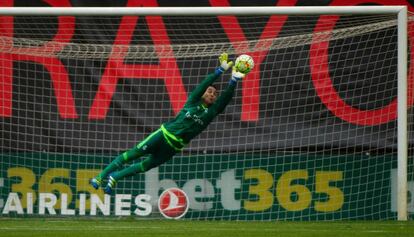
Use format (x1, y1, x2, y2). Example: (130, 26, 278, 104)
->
(187, 53, 233, 104)
(210, 67, 246, 114)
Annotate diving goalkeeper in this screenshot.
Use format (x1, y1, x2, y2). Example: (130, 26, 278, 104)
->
(90, 53, 248, 194)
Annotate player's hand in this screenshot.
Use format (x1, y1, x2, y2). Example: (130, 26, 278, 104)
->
(218, 52, 234, 72)
(231, 66, 246, 83)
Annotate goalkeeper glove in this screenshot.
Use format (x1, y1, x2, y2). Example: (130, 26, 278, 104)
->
(230, 66, 246, 85)
(216, 52, 234, 74)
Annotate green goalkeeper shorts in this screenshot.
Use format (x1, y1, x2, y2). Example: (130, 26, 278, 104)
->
(125, 128, 178, 172)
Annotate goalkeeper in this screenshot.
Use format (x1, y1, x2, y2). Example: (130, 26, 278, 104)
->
(90, 53, 248, 194)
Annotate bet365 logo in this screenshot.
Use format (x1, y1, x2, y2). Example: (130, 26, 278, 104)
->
(158, 188, 189, 219)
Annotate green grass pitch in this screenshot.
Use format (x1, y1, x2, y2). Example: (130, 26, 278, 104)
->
(0, 219, 413, 237)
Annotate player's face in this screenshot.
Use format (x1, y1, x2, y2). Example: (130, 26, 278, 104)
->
(202, 86, 218, 106)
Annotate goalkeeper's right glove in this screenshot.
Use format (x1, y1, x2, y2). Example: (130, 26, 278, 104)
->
(216, 52, 234, 74)
(230, 66, 246, 85)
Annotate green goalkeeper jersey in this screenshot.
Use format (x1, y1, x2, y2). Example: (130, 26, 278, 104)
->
(162, 71, 236, 149)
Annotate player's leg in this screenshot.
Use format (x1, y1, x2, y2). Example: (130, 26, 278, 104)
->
(90, 129, 161, 189)
(104, 135, 176, 194)
(90, 148, 142, 189)
(108, 147, 175, 181)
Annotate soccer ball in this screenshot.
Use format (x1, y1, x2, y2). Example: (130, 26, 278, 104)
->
(235, 54, 254, 74)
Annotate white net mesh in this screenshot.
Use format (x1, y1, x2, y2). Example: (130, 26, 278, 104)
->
(0, 15, 399, 59)
(0, 12, 412, 220)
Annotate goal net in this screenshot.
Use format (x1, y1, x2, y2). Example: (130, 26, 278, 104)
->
(0, 7, 412, 220)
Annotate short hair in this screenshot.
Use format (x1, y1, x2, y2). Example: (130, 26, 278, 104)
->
(208, 84, 218, 90)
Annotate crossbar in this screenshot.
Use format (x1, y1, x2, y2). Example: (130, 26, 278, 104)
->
(0, 6, 406, 16)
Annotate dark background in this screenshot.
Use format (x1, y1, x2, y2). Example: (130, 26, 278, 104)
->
(1, 0, 412, 156)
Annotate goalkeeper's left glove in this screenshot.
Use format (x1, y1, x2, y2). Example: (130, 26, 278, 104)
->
(230, 66, 246, 85)
(216, 52, 234, 74)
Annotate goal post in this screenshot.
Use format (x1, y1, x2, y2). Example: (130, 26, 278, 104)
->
(397, 6, 408, 221)
(0, 6, 410, 220)
(0, 6, 407, 16)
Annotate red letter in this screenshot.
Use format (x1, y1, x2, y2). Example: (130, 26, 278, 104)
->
(88, 0, 186, 120)
(309, 0, 414, 125)
(0, 0, 13, 117)
(209, 0, 297, 121)
(0, 0, 77, 119)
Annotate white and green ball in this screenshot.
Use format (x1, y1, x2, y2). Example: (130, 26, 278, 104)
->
(235, 54, 254, 74)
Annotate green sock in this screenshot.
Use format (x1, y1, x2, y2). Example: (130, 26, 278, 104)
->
(98, 154, 125, 179)
(112, 163, 145, 180)
(98, 147, 143, 179)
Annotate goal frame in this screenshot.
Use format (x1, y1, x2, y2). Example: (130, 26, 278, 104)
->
(0, 5, 408, 220)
